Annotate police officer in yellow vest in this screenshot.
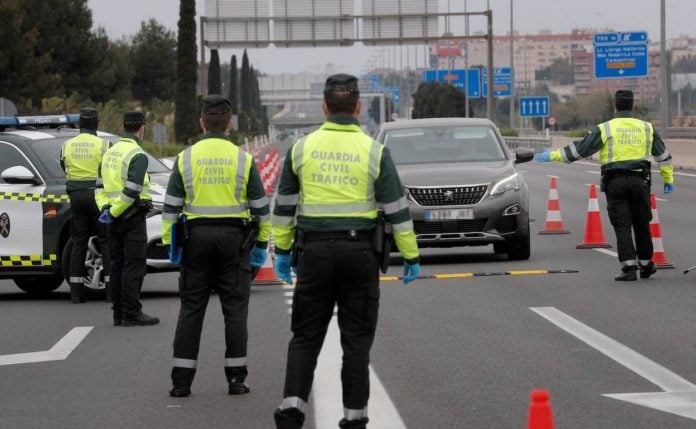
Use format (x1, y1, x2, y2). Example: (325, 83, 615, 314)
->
(60, 108, 110, 303)
(272, 74, 420, 429)
(96, 111, 159, 326)
(534, 90, 674, 281)
(161, 95, 271, 398)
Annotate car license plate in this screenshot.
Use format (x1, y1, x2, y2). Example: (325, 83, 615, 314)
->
(424, 209, 474, 221)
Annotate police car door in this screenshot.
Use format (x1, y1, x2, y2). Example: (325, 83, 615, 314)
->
(0, 141, 46, 259)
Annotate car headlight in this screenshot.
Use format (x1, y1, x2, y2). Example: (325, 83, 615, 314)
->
(489, 173, 521, 196)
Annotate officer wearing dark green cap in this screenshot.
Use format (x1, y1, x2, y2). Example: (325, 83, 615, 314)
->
(272, 74, 420, 428)
(163, 94, 270, 398)
(96, 110, 159, 326)
(60, 108, 111, 303)
(534, 89, 675, 281)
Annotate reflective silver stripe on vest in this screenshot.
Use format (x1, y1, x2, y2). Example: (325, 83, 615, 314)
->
(367, 141, 381, 200)
(382, 196, 408, 215)
(102, 140, 109, 154)
(249, 196, 269, 209)
(276, 193, 299, 206)
(164, 194, 184, 207)
(292, 138, 306, 177)
(272, 214, 294, 227)
(95, 178, 103, 186)
(258, 213, 271, 222)
(299, 201, 377, 215)
(162, 212, 179, 222)
(106, 191, 121, 198)
(69, 276, 84, 283)
(602, 122, 613, 163)
(184, 204, 248, 215)
(567, 142, 581, 162)
(121, 147, 142, 180)
(234, 152, 248, 203)
(120, 193, 135, 204)
(125, 180, 143, 192)
(654, 151, 670, 162)
(173, 358, 197, 369)
(182, 147, 195, 201)
(658, 159, 672, 167)
(225, 357, 247, 367)
(104, 276, 110, 283)
(279, 396, 307, 412)
(344, 407, 368, 420)
(392, 219, 414, 233)
(642, 121, 653, 160)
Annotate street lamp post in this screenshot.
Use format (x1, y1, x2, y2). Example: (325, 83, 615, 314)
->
(659, 0, 669, 133)
(509, 0, 514, 129)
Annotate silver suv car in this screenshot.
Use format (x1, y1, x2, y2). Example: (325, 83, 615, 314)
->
(376, 118, 534, 260)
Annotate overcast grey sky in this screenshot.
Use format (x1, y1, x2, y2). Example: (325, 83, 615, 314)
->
(88, 0, 691, 75)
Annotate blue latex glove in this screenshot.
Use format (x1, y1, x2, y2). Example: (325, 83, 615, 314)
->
(402, 262, 421, 284)
(250, 246, 268, 268)
(98, 209, 114, 224)
(664, 183, 674, 194)
(274, 253, 293, 284)
(533, 149, 551, 162)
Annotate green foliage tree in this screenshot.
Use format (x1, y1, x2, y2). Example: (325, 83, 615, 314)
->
(240, 50, 251, 114)
(174, 0, 199, 144)
(535, 57, 575, 85)
(131, 19, 177, 103)
(229, 55, 239, 114)
(412, 82, 467, 118)
(207, 49, 222, 95)
(85, 30, 134, 103)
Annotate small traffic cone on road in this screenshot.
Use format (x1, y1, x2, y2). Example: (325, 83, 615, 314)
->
(527, 389, 555, 429)
(577, 184, 611, 249)
(539, 177, 570, 234)
(649, 194, 676, 269)
(252, 246, 284, 285)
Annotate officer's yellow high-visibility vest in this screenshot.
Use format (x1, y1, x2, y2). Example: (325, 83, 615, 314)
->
(61, 133, 109, 181)
(291, 122, 382, 219)
(598, 118, 653, 165)
(178, 137, 253, 220)
(99, 138, 151, 216)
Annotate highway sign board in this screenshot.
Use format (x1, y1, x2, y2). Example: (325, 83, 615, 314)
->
(519, 96, 550, 118)
(423, 69, 481, 98)
(481, 67, 512, 97)
(594, 31, 649, 79)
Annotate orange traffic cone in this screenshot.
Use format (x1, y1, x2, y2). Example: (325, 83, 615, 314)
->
(539, 177, 570, 234)
(527, 389, 555, 429)
(649, 194, 675, 269)
(577, 184, 611, 249)
(253, 246, 285, 285)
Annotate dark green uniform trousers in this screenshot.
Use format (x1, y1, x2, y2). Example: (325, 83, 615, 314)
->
(171, 222, 252, 389)
(605, 174, 653, 267)
(276, 232, 379, 428)
(109, 213, 147, 320)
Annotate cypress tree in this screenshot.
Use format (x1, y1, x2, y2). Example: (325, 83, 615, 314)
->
(229, 55, 239, 114)
(240, 50, 251, 113)
(174, 0, 199, 144)
(207, 49, 222, 95)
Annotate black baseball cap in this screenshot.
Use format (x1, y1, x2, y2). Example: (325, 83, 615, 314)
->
(202, 94, 233, 115)
(614, 90, 634, 102)
(79, 107, 99, 120)
(123, 111, 145, 126)
(324, 74, 360, 96)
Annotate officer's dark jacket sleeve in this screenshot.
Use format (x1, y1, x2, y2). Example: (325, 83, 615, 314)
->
(375, 147, 419, 263)
(651, 130, 674, 184)
(271, 147, 300, 254)
(123, 153, 149, 202)
(246, 159, 271, 247)
(551, 127, 603, 163)
(162, 155, 185, 245)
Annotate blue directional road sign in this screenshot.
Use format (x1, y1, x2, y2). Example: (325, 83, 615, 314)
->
(482, 67, 512, 97)
(423, 69, 481, 98)
(385, 86, 400, 105)
(594, 31, 649, 79)
(519, 96, 550, 118)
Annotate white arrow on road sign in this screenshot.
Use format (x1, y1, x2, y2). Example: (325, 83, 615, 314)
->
(0, 327, 93, 366)
(532, 307, 696, 421)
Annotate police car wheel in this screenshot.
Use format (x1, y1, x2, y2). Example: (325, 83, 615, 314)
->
(14, 276, 63, 295)
(61, 238, 107, 299)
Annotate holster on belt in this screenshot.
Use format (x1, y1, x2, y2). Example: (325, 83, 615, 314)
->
(600, 165, 651, 192)
(291, 228, 305, 268)
(121, 199, 153, 221)
(241, 216, 260, 256)
(374, 211, 392, 274)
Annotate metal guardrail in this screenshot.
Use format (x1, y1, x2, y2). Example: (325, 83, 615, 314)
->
(503, 136, 551, 152)
(664, 128, 696, 139)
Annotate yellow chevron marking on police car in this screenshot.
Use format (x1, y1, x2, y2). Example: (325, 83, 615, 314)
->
(0, 192, 69, 203)
(0, 254, 58, 267)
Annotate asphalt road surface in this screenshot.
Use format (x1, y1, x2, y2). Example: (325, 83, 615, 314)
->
(3, 155, 696, 428)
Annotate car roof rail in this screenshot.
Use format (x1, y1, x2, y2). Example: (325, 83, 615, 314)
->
(0, 114, 79, 132)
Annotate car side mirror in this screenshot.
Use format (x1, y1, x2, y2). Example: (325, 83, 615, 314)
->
(514, 148, 535, 164)
(1, 166, 41, 185)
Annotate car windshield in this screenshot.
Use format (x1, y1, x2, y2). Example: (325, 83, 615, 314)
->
(383, 125, 506, 164)
(26, 138, 170, 179)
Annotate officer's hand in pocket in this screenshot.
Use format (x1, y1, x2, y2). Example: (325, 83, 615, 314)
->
(98, 209, 114, 224)
(274, 253, 293, 284)
(664, 183, 675, 194)
(402, 262, 421, 284)
(250, 246, 267, 268)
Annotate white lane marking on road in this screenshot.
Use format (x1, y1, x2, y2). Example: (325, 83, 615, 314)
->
(674, 171, 696, 178)
(0, 327, 93, 366)
(545, 174, 560, 179)
(586, 170, 601, 175)
(530, 307, 695, 392)
(314, 315, 407, 429)
(594, 248, 618, 258)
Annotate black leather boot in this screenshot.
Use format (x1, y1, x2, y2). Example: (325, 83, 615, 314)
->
(339, 417, 369, 429)
(170, 367, 196, 397)
(640, 261, 657, 279)
(69, 284, 85, 303)
(122, 312, 160, 326)
(274, 407, 305, 429)
(225, 366, 250, 394)
(614, 266, 637, 281)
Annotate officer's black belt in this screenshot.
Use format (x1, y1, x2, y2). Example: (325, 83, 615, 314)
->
(303, 229, 373, 242)
(606, 169, 646, 178)
(187, 218, 247, 229)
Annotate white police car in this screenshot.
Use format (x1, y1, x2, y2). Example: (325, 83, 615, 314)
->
(0, 114, 176, 296)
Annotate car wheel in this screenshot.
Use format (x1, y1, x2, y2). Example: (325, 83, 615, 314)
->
(507, 231, 531, 261)
(61, 238, 107, 300)
(14, 276, 63, 295)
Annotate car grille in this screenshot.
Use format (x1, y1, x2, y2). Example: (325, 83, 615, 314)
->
(414, 219, 488, 234)
(407, 185, 488, 206)
(147, 240, 169, 260)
